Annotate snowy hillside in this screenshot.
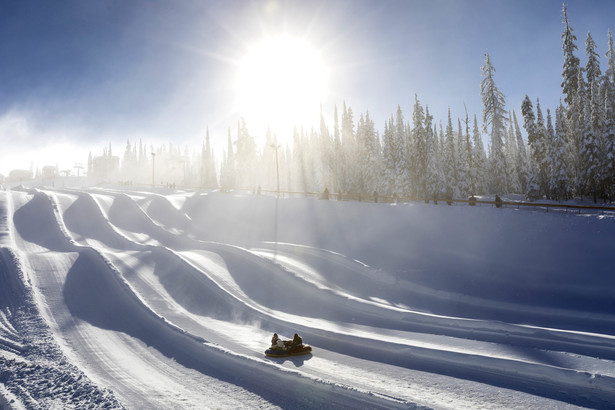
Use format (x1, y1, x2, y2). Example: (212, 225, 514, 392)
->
(1, 187, 615, 409)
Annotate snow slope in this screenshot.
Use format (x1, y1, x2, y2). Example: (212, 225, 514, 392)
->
(1, 187, 615, 409)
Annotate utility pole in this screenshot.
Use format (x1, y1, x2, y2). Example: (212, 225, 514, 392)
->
(271, 143, 281, 198)
(151, 152, 156, 188)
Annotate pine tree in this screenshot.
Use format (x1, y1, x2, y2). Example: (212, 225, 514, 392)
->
(512, 110, 529, 193)
(535, 99, 550, 197)
(438, 122, 447, 198)
(332, 105, 342, 194)
(603, 30, 615, 168)
(580, 80, 602, 202)
(480, 52, 508, 195)
(382, 107, 407, 196)
(505, 113, 521, 193)
(341, 103, 359, 195)
(443, 108, 457, 198)
(382, 117, 394, 196)
(219, 130, 236, 190)
(456, 118, 470, 197)
(521, 96, 546, 198)
(605, 30, 615, 116)
(561, 3, 581, 108)
(567, 68, 589, 196)
(544, 108, 556, 198)
(121, 139, 134, 180)
(462, 110, 476, 197)
(471, 115, 487, 195)
(356, 111, 381, 196)
(603, 86, 615, 199)
(585, 31, 602, 88)
(234, 118, 257, 189)
(318, 106, 333, 193)
(607, 30, 615, 84)
(412, 95, 428, 197)
(291, 127, 309, 191)
(395, 105, 411, 195)
(551, 105, 570, 199)
(425, 106, 441, 199)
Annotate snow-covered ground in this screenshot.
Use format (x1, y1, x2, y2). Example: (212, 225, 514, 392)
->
(1, 187, 615, 409)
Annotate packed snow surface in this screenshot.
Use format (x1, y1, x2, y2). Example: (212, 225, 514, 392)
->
(1, 187, 615, 409)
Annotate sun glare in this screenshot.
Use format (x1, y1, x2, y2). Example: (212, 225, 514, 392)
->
(235, 35, 329, 140)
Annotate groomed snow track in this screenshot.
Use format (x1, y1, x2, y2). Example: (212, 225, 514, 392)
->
(1, 187, 615, 409)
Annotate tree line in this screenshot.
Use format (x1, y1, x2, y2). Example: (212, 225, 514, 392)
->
(96, 3, 615, 203)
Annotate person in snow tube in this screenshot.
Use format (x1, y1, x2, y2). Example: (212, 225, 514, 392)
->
(270, 333, 286, 350)
(291, 333, 303, 347)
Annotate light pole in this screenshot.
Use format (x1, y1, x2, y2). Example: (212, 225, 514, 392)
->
(151, 152, 156, 188)
(271, 143, 281, 198)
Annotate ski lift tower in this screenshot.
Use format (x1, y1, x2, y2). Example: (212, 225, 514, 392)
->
(74, 163, 83, 177)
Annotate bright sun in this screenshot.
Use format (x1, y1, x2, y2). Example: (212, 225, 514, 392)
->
(235, 35, 328, 139)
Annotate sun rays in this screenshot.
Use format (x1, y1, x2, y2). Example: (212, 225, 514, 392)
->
(234, 35, 330, 142)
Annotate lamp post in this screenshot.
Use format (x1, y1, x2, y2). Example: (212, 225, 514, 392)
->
(271, 143, 281, 198)
(151, 152, 156, 188)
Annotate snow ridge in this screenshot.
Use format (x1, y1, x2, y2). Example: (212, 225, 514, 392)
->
(2, 188, 615, 409)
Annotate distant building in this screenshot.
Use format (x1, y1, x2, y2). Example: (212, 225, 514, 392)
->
(91, 154, 120, 181)
(6, 169, 33, 183)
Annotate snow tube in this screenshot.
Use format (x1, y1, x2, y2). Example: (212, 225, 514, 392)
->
(265, 344, 312, 357)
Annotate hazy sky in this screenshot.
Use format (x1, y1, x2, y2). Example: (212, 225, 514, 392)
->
(1, 0, 614, 175)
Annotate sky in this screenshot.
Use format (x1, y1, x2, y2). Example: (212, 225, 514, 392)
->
(1, 0, 615, 176)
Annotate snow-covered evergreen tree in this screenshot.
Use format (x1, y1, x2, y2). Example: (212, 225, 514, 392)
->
(341, 102, 358, 195)
(505, 113, 521, 193)
(512, 110, 529, 193)
(425, 107, 441, 199)
(580, 81, 602, 201)
(471, 115, 487, 195)
(535, 99, 551, 197)
(234, 118, 257, 189)
(603, 86, 615, 198)
(412, 95, 428, 197)
(121, 139, 137, 181)
(318, 106, 334, 193)
(382, 107, 407, 196)
(480, 52, 508, 195)
(443, 108, 457, 198)
(585, 32, 602, 88)
(521, 96, 546, 199)
(396, 106, 412, 196)
(605, 30, 615, 117)
(356, 111, 381, 196)
(219, 130, 236, 190)
(382, 117, 395, 196)
(544, 109, 556, 198)
(566, 69, 586, 195)
(456, 118, 470, 197)
(561, 3, 581, 108)
(332, 105, 342, 194)
(291, 127, 309, 192)
(551, 105, 570, 199)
